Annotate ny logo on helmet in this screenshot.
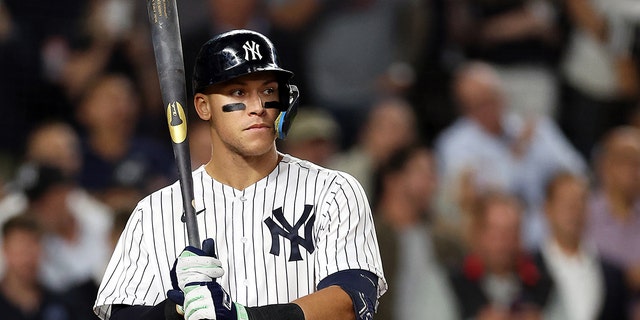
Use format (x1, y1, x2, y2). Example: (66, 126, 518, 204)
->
(242, 41, 262, 61)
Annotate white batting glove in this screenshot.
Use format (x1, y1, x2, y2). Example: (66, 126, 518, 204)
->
(183, 284, 219, 320)
(169, 238, 224, 291)
(175, 251, 224, 291)
(171, 238, 225, 291)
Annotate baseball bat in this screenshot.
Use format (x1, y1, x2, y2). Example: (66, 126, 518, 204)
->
(146, 0, 200, 248)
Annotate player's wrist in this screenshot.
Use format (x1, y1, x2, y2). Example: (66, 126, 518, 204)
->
(244, 303, 305, 320)
(163, 298, 185, 320)
(235, 303, 250, 320)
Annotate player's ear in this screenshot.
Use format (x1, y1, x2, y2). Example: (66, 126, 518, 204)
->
(194, 93, 211, 121)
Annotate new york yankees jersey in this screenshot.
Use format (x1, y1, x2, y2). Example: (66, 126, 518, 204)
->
(94, 154, 387, 319)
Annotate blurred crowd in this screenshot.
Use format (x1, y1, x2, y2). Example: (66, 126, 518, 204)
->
(0, 0, 640, 319)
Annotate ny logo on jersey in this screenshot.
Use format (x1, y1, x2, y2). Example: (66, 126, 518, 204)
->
(242, 41, 262, 61)
(264, 204, 315, 261)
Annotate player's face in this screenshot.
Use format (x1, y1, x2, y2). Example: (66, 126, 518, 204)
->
(195, 72, 281, 157)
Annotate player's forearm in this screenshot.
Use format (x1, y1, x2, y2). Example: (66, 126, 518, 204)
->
(229, 286, 353, 320)
(293, 286, 355, 320)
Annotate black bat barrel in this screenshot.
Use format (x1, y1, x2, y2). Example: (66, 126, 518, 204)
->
(147, 0, 201, 248)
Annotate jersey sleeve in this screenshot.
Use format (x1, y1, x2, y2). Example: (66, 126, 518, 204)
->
(314, 172, 387, 299)
(93, 200, 167, 320)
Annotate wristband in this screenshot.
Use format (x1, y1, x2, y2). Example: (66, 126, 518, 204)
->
(245, 303, 305, 320)
(162, 300, 184, 320)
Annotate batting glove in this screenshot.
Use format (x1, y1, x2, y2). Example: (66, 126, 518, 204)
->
(168, 280, 250, 320)
(168, 238, 250, 320)
(170, 238, 225, 290)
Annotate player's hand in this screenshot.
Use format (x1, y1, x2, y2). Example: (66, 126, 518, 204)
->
(168, 280, 246, 320)
(168, 238, 248, 320)
(171, 238, 225, 291)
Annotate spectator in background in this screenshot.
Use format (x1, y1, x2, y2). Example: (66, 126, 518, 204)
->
(558, 0, 640, 159)
(75, 73, 176, 212)
(329, 97, 418, 198)
(0, 214, 76, 320)
(2, 0, 89, 120)
(25, 0, 169, 142)
(301, 0, 424, 149)
(24, 121, 82, 179)
(448, 191, 553, 320)
(63, 209, 131, 320)
(537, 171, 630, 320)
(56, 0, 136, 100)
(0, 121, 83, 228)
(373, 144, 462, 320)
(405, 0, 496, 147)
(264, 0, 322, 98)
(0, 1, 34, 167)
(0, 121, 108, 279)
(7, 0, 162, 140)
(457, 0, 565, 118)
(13, 163, 112, 294)
(2, 0, 86, 45)
(278, 107, 340, 167)
(587, 126, 640, 312)
(60, 0, 159, 105)
(434, 61, 585, 249)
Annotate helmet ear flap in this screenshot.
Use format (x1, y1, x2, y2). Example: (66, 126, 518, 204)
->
(275, 85, 300, 140)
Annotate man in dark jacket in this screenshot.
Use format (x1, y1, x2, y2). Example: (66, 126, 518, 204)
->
(449, 191, 553, 319)
(535, 171, 630, 320)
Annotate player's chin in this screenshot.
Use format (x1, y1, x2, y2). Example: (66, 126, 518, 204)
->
(238, 134, 277, 155)
(239, 145, 277, 159)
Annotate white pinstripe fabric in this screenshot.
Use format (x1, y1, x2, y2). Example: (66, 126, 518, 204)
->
(94, 154, 386, 319)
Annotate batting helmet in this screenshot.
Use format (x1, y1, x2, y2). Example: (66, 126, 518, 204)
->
(192, 29, 299, 139)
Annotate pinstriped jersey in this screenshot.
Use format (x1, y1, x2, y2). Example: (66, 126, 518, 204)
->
(93, 154, 387, 319)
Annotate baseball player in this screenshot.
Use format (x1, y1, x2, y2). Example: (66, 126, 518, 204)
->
(94, 29, 387, 320)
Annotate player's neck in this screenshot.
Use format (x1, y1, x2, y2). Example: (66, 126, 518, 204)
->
(205, 150, 281, 190)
